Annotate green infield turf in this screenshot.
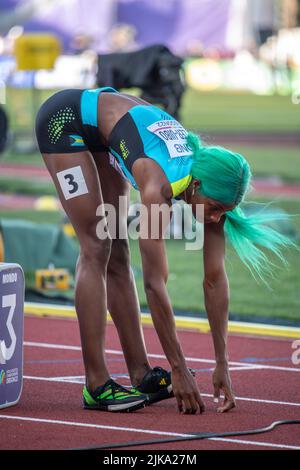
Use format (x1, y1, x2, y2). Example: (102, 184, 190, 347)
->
(0, 176, 55, 196)
(129, 241, 300, 322)
(181, 89, 300, 132)
(3, 86, 299, 134)
(227, 145, 300, 183)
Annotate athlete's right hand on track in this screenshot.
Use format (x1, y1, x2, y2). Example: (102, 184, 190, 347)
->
(172, 367, 205, 414)
(212, 363, 236, 413)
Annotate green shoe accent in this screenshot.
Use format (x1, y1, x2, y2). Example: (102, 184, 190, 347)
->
(130, 387, 148, 397)
(83, 379, 147, 412)
(83, 386, 97, 406)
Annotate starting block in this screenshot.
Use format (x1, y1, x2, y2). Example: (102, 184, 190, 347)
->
(0, 263, 24, 409)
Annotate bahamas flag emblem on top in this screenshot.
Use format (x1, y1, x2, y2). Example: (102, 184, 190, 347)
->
(69, 134, 85, 147)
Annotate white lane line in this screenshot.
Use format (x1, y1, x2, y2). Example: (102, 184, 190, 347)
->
(0, 414, 188, 437)
(220, 366, 265, 371)
(24, 341, 300, 373)
(24, 376, 71, 383)
(201, 393, 300, 408)
(0, 414, 299, 450)
(23, 375, 300, 407)
(25, 341, 81, 351)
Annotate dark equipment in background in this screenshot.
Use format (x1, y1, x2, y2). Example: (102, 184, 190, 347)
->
(96, 44, 185, 119)
(0, 105, 8, 155)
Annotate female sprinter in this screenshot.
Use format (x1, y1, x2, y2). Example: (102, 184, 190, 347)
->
(35, 87, 295, 414)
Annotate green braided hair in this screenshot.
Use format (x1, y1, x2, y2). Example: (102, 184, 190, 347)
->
(187, 132, 298, 282)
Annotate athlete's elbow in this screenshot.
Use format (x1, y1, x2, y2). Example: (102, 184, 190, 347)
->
(144, 275, 167, 295)
(203, 270, 228, 290)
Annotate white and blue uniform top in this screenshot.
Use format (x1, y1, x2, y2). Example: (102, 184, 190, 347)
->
(82, 88, 194, 197)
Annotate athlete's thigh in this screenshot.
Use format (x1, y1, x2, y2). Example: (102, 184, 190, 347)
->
(43, 151, 105, 243)
(92, 152, 130, 236)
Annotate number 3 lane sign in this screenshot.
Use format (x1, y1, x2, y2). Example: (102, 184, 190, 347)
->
(0, 263, 24, 409)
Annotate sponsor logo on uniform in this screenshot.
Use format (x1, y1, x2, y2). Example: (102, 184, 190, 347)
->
(120, 139, 130, 160)
(48, 107, 76, 144)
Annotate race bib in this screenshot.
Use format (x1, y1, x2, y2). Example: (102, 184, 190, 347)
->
(56, 166, 89, 200)
(147, 120, 193, 158)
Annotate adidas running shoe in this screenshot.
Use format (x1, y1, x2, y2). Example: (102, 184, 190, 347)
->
(83, 379, 147, 412)
(133, 366, 173, 404)
(133, 367, 196, 405)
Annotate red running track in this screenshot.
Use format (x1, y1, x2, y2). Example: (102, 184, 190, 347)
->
(0, 315, 299, 450)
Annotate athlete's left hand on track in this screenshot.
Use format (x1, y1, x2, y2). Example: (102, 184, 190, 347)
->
(212, 363, 236, 413)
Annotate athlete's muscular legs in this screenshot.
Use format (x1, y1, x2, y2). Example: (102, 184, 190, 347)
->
(93, 152, 151, 386)
(43, 151, 111, 391)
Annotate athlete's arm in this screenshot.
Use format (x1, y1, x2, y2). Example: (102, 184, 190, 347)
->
(203, 216, 235, 412)
(138, 186, 183, 370)
(137, 181, 204, 414)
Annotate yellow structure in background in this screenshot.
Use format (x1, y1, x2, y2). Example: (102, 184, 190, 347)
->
(35, 268, 70, 291)
(0, 233, 4, 263)
(34, 196, 60, 211)
(63, 223, 76, 238)
(14, 34, 61, 71)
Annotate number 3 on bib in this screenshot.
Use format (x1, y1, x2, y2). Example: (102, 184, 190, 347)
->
(56, 165, 89, 200)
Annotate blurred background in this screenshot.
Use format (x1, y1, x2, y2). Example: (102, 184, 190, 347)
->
(0, 0, 299, 325)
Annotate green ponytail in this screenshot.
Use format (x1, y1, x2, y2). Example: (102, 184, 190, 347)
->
(187, 132, 298, 282)
(224, 205, 296, 282)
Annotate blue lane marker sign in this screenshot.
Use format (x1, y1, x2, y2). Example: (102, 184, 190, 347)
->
(0, 263, 24, 409)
